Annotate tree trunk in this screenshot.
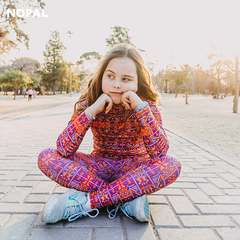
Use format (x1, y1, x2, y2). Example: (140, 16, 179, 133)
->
(165, 80, 168, 93)
(13, 87, 17, 100)
(185, 87, 188, 104)
(233, 55, 239, 113)
(53, 80, 56, 95)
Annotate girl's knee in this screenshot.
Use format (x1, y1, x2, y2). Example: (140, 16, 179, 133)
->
(157, 154, 181, 176)
(38, 148, 56, 169)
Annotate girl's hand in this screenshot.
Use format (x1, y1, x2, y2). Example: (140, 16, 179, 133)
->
(121, 91, 143, 110)
(86, 93, 113, 120)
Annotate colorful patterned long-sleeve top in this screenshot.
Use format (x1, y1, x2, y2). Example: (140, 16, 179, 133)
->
(57, 100, 169, 160)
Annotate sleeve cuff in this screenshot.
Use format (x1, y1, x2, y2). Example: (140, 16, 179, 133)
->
(135, 101, 148, 111)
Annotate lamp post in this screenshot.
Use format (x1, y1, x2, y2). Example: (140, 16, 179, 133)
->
(69, 62, 72, 97)
(67, 31, 74, 97)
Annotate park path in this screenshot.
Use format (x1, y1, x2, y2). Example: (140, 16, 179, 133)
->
(0, 102, 240, 240)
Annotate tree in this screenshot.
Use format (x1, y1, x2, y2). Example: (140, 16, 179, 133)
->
(41, 31, 66, 95)
(76, 51, 101, 69)
(0, 27, 15, 64)
(0, 0, 45, 53)
(105, 26, 135, 48)
(12, 57, 40, 72)
(11, 57, 41, 94)
(0, 69, 32, 99)
(206, 46, 226, 96)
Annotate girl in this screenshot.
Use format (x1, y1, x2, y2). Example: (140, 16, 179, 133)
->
(38, 43, 181, 224)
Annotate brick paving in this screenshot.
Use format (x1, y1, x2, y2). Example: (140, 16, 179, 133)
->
(0, 102, 240, 240)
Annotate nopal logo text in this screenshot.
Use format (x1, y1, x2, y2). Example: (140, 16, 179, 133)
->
(7, 9, 48, 18)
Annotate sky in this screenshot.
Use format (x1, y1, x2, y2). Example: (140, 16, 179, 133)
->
(3, 0, 240, 73)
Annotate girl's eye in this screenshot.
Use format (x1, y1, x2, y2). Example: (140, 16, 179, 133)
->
(108, 75, 114, 79)
(123, 78, 130, 81)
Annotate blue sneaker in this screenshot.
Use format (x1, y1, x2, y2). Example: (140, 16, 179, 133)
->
(42, 189, 99, 223)
(107, 195, 151, 222)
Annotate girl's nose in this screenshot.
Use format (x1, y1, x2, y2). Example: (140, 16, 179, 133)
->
(113, 80, 121, 89)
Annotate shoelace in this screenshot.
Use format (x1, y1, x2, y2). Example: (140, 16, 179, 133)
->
(63, 194, 99, 222)
(107, 203, 133, 220)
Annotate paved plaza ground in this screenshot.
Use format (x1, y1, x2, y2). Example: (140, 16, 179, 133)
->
(0, 93, 240, 239)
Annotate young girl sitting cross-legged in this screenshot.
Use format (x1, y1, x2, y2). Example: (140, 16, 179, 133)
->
(38, 43, 181, 224)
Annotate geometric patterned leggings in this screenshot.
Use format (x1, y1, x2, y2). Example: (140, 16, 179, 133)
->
(38, 148, 181, 209)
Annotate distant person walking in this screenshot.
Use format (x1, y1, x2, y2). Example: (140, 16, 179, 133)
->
(33, 89, 36, 98)
(28, 88, 33, 101)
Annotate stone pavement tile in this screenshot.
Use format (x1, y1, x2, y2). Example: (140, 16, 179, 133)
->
(176, 177, 208, 183)
(197, 167, 227, 173)
(197, 183, 225, 196)
(24, 194, 50, 203)
(122, 217, 156, 240)
(0, 186, 11, 194)
(177, 158, 195, 162)
(168, 196, 199, 215)
(153, 188, 184, 196)
(1, 187, 31, 203)
(227, 168, 240, 177)
(53, 186, 69, 194)
(0, 203, 43, 213)
(0, 180, 37, 187)
(0, 214, 10, 227)
(222, 188, 240, 195)
(183, 189, 214, 204)
(2, 170, 29, 181)
(215, 228, 240, 240)
(179, 215, 235, 227)
(3, 160, 27, 167)
(25, 167, 42, 175)
(150, 205, 180, 228)
(157, 228, 219, 240)
(0, 214, 36, 240)
(186, 162, 205, 169)
(148, 195, 168, 204)
(207, 177, 235, 189)
(31, 181, 56, 194)
(212, 196, 240, 204)
(202, 153, 220, 161)
(22, 175, 49, 181)
(218, 173, 240, 183)
(231, 215, 240, 225)
(180, 164, 195, 173)
(93, 228, 124, 240)
(29, 228, 92, 240)
(234, 183, 240, 188)
(34, 215, 64, 228)
(186, 173, 218, 178)
(194, 157, 213, 165)
(0, 171, 10, 180)
(197, 204, 240, 214)
(64, 214, 121, 228)
(167, 182, 198, 189)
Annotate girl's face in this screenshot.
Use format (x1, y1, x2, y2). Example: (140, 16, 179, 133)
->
(102, 57, 138, 104)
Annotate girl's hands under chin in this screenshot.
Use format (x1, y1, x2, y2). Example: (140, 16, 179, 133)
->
(86, 93, 113, 120)
(121, 91, 143, 110)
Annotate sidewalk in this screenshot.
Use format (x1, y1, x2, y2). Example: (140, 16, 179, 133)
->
(0, 102, 240, 240)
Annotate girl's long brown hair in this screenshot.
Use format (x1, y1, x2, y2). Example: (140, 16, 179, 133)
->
(74, 43, 159, 114)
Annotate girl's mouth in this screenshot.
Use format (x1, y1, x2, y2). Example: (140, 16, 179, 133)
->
(110, 92, 122, 95)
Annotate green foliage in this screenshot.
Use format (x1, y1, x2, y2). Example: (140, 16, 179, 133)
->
(41, 31, 67, 94)
(0, 69, 32, 87)
(105, 26, 135, 48)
